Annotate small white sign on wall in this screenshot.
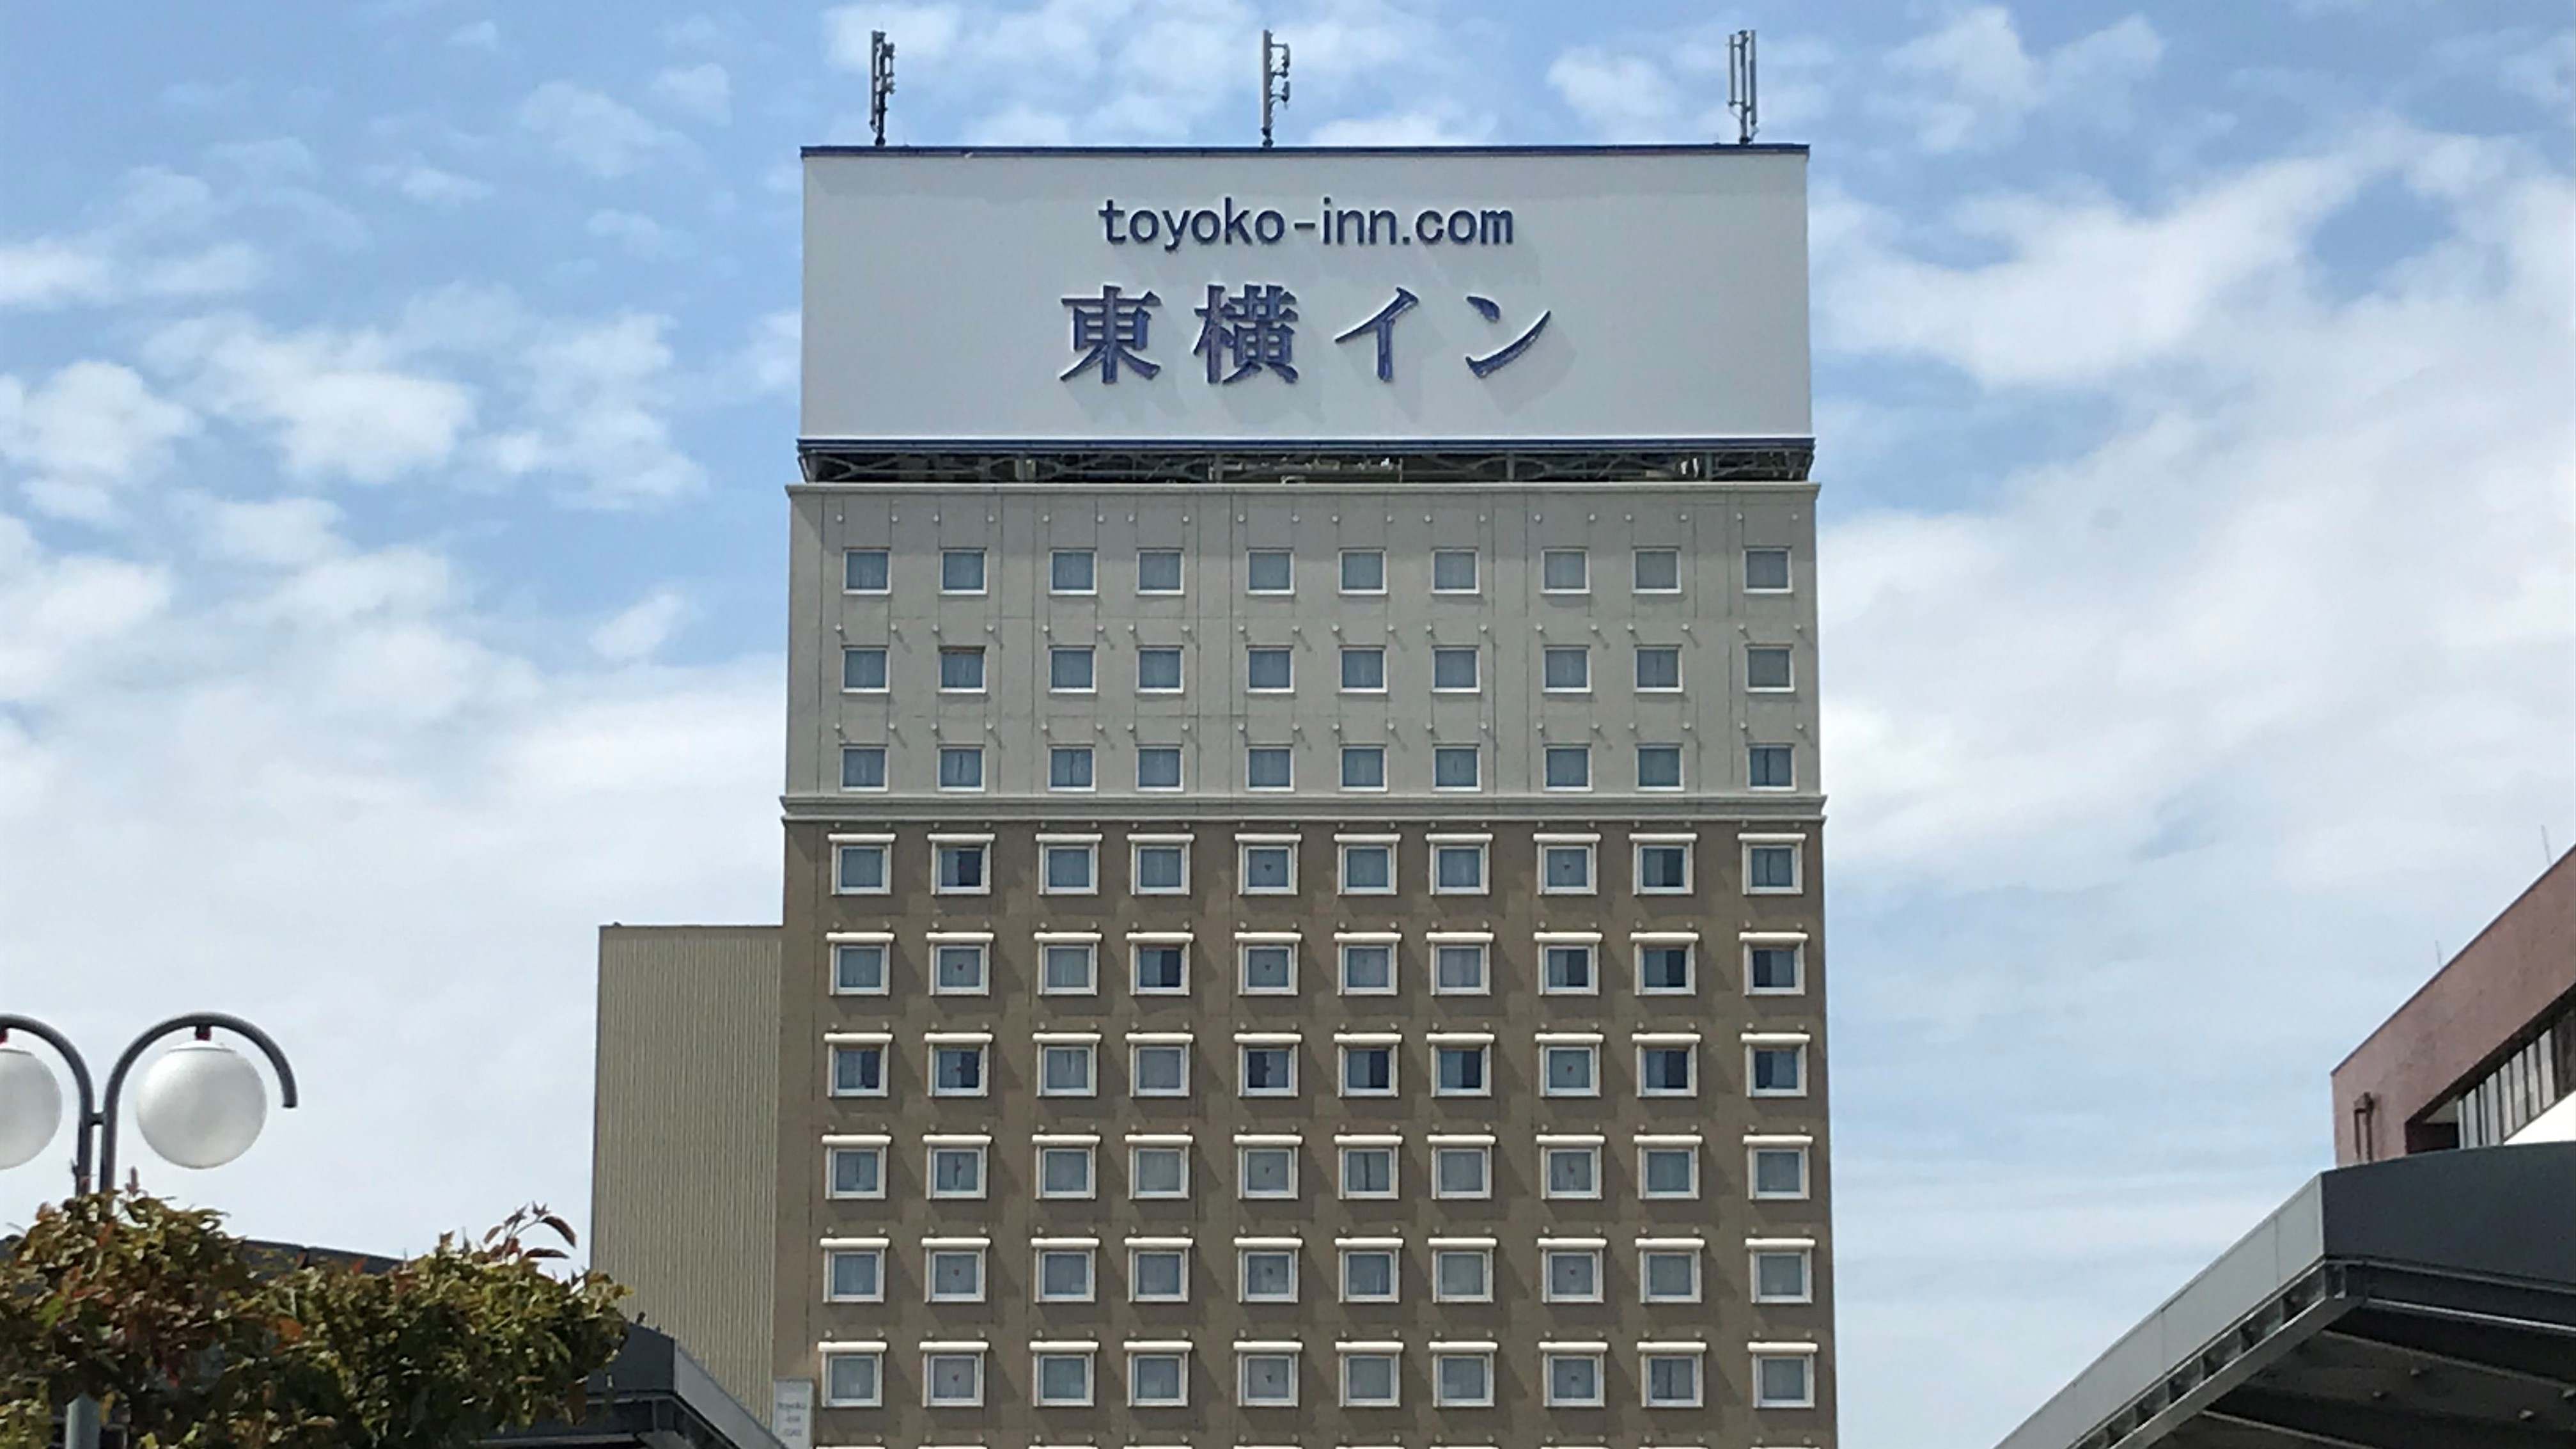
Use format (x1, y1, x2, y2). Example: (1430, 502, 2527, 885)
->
(770, 1377, 815, 1449)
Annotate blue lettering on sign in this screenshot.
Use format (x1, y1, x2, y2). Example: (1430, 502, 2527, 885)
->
(1060, 284, 1549, 386)
(1100, 198, 1513, 248)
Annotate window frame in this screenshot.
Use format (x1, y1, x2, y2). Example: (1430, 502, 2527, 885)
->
(1130, 836, 1192, 895)
(1035, 1039, 1100, 1099)
(1542, 645, 1591, 694)
(1433, 744, 1482, 790)
(1540, 939, 1600, 996)
(1431, 645, 1480, 693)
(1430, 937, 1490, 995)
(1337, 838, 1396, 895)
(1129, 1043, 1192, 1100)
(1236, 1246, 1299, 1304)
(1538, 838, 1596, 895)
(935, 746, 985, 794)
(1339, 547, 1387, 595)
(1128, 1243, 1190, 1302)
(1635, 837, 1696, 895)
(1032, 1346, 1095, 1407)
(1432, 547, 1479, 593)
(1339, 1349, 1401, 1408)
(1238, 838, 1299, 896)
(1338, 644, 1387, 694)
(1134, 743, 1185, 791)
(1541, 1245, 1605, 1304)
(1128, 1135, 1192, 1194)
(1430, 1140, 1493, 1200)
(1543, 744, 1592, 792)
(1245, 645, 1295, 693)
(831, 837, 892, 897)
(925, 1242, 987, 1301)
(1336, 939, 1397, 996)
(937, 548, 986, 595)
(930, 838, 991, 895)
(1639, 1243, 1704, 1304)
(935, 645, 987, 694)
(841, 547, 889, 594)
(824, 1243, 887, 1303)
(1749, 1140, 1812, 1200)
(1745, 643, 1796, 693)
(1046, 744, 1096, 793)
(838, 744, 887, 792)
(1236, 1349, 1300, 1407)
(1126, 1349, 1190, 1407)
(1636, 937, 1697, 996)
(1049, 547, 1097, 596)
(1432, 1040, 1492, 1097)
(1236, 1142, 1299, 1200)
(1135, 645, 1185, 694)
(824, 1140, 887, 1201)
(1130, 939, 1190, 995)
(1540, 1040, 1602, 1099)
(1745, 935, 1807, 996)
(1237, 936, 1298, 995)
(1034, 1243, 1098, 1303)
(1338, 744, 1387, 792)
(1743, 834, 1805, 895)
(1336, 1140, 1399, 1197)
(1432, 1349, 1495, 1408)
(1137, 547, 1185, 595)
(1635, 743, 1685, 792)
(1038, 937, 1099, 996)
(928, 939, 990, 996)
(1034, 1139, 1097, 1198)
(1048, 644, 1097, 695)
(1542, 1142, 1604, 1200)
(1245, 548, 1295, 595)
(1636, 1039, 1699, 1098)
(1751, 1241, 1816, 1304)
(1643, 1349, 1706, 1409)
(921, 1347, 987, 1407)
(1430, 1244, 1495, 1303)
(1633, 547, 1682, 594)
(840, 645, 889, 694)
(826, 1037, 887, 1099)
(1430, 837, 1490, 895)
(830, 937, 891, 995)
(1748, 1037, 1811, 1098)
(1752, 1347, 1818, 1409)
(1543, 1349, 1607, 1408)
(1339, 1244, 1400, 1302)
(1336, 1040, 1400, 1099)
(1749, 740, 1796, 790)
(1039, 838, 1099, 894)
(820, 1349, 882, 1408)
(1540, 547, 1589, 594)
(1744, 545, 1793, 593)
(1639, 1140, 1703, 1201)
(1237, 1040, 1299, 1098)
(926, 1041, 991, 1100)
(1245, 745, 1294, 791)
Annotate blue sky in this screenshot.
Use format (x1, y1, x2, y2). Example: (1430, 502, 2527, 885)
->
(3, 3, 2571, 1445)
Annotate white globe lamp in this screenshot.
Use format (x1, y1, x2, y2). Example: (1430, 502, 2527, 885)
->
(0, 1046, 65, 1171)
(133, 1041, 269, 1170)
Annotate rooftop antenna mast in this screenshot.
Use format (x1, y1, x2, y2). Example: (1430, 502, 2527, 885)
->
(869, 30, 895, 146)
(1726, 29, 1758, 145)
(1261, 29, 1291, 147)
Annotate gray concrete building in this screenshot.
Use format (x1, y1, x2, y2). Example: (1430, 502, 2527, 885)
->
(597, 144, 1836, 1449)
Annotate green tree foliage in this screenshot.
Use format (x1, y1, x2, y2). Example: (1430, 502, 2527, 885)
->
(0, 1191, 628, 1449)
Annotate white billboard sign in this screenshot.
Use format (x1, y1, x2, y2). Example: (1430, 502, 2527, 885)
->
(802, 147, 1809, 448)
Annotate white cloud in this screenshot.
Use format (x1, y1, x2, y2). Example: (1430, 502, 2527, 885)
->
(0, 170, 267, 312)
(0, 241, 115, 308)
(0, 361, 199, 521)
(585, 209, 680, 258)
(591, 589, 691, 661)
(369, 161, 494, 207)
(472, 311, 705, 505)
(146, 315, 476, 485)
(447, 18, 499, 50)
(1309, 105, 1496, 146)
(650, 62, 732, 124)
(516, 81, 689, 178)
(0, 526, 174, 703)
(1882, 8, 2164, 152)
(1547, 49, 1694, 143)
(731, 308, 799, 397)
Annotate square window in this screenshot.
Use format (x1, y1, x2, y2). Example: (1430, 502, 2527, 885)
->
(1435, 1352, 1493, 1407)
(1246, 746, 1293, 790)
(932, 943, 987, 994)
(1433, 1046, 1489, 1095)
(1747, 645, 1794, 691)
(1544, 1145, 1600, 1198)
(1340, 1046, 1396, 1096)
(1339, 1143, 1396, 1194)
(1542, 1044, 1599, 1097)
(1432, 843, 1487, 893)
(826, 1145, 884, 1198)
(1035, 1351, 1093, 1406)
(1637, 745, 1684, 790)
(833, 843, 888, 895)
(1247, 549, 1293, 593)
(1039, 1044, 1097, 1097)
(1433, 746, 1481, 790)
(1239, 1045, 1296, 1096)
(1049, 746, 1096, 792)
(1339, 646, 1386, 691)
(1049, 646, 1095, 692)
(1635, 646, 1682, 690)
(936, 748, 984, 792)
(937, 647, 985, 692)
(1038, 1246, 1095, 1301)
(1645, 1354, 1703, 1408)
(1433, 1145, 1490, 1198)
(1542, 548, 1589, 593)
(1339, 944, 1394, 995)
(1340, 746, 1386, 790)
(931, 1046, 988, 1097)
(1747, 841, 1802, 893)
(933, 842, 987, 891)
(832, 942, 887, 994)
(1238, 1352, 1298, 1406)
(1238, 1145, 1297, 1198)
(1240, 843, 1296, 894)
(1543, 944, 1596, 994)
(1544, 1249, 1602, 1303)
(1128, 1352, 1187, 1406)
(1745, 546, 1791, 591)
(1749, 943, 1804, 994)
(1131, 1246, 1188, 1301)
(1432, 646, 1479, 691)
(1042, 842, 1097, 891)
(1432, 1248, 1491, 1302)
(1433, 943, 1488, 993)
(841, 646, 888, 692)
(939, 549, 985, 593)
(1339, 843, 1393, 893)
(828, 1043, 884, 1097)
(1752, 1145, 1809, 1198)
(1238, 1249, 1297, 1302)
(1541, 843, 1594, 893)
(964, 1252, 1029, 1312)
(1133, 943, 1188, 993)
(1755, 1352, 1815, 1408)
(1749, 742, 1795, 789)
(843, 549, 889, 593)
(929, 1146, 985, 1197)
(1341, 1248, 1397, 1301)
(1050, 548, 1096, 593)
(1639, 1046, 1696, 1096)
(1754, 1247, 1813, 1303)
(1639, 944, 1695, 994)
(1339, 549, 1386, 593)
(1542, 646, 1590, 691)
(839, 746, 887, 790)
(1138, 548, 1185, 593)
(1642, 1146, 1701, 1198)
(925, 1351, 984, 1406)
(1432, 549, 1479, 592)
(822, 1351, 880, 1407)
(1634, 547, 1680, 592)
(1130, 1141, 1190, 1193)
(1136, 746, 1183, 790)
(1038, 1143, 1095, 1194)
(1132, 1046, 1190, 1098)
(1246, 646, 1293, 691)
(1041, 942, 1097, 994)
(1341, 1352, 1399, 1407)
(1544, 746, 1591, 790)
(1240, 943, 1296, 994)
(825, 1247, 883, 1302)
(1546, 1352, 1604, 1407)
(1137, 646, 1183, 692)
(1642, 1248, 1701, 1302)
(1638, 842, 1693, 892)
(1752, 1044, 1807, 1096)
(1133, 842, 1189, 893)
